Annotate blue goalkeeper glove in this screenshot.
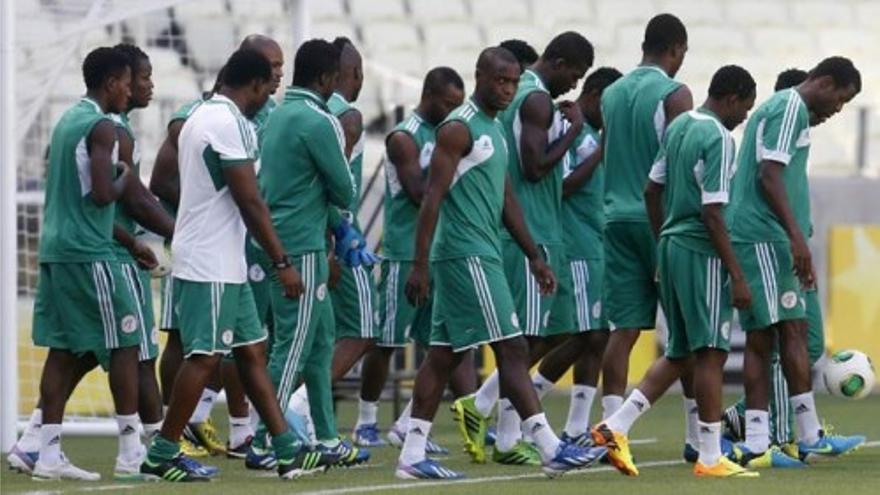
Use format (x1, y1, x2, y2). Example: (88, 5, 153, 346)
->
(345, 246, 382, 267)
(333, 216, 365, 262)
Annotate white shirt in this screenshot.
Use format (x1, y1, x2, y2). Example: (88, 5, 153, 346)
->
(172, 95, 258, 283)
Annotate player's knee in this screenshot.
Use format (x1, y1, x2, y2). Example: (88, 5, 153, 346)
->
(493, 336, 529, 365)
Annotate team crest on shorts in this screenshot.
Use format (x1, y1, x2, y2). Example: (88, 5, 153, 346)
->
(511, 312, 520, 329)
(316, 283, 327, 301)
(248, 264, 266, 282)
(221, 329, 234, 345)
(592, 302, 602, 319)
(781, 291, 798, 309)
(121, 315, 138, 334)
(720, 321, 731, 340)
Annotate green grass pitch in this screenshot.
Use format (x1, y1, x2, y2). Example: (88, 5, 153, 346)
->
(3, 392, 879, 494)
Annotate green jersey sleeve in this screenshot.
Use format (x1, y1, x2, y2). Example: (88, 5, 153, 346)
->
(759, 92, 808, 166)
(307, 116, 355, 210)
(699, 129, 734, 204)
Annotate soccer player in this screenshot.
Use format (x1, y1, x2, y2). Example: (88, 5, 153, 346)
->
(27, 47, 137, 481)
(592, 65, 758, 478)
(140, 48, 322, 482)
(452, 31, 594, 465)
(395, 46, 603, 480)
(724, 56, 866, 468)
(527, 67, 622, 448)
(499, 39, 539, 73)
(353, 67, 467, 452)
(250, 38, 360, 469)
(598, 14, 699, 459)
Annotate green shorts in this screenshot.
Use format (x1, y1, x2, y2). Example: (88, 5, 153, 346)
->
(159, 274, 178, 331)
(560, 258, 607, 331)
(330, 263, 379, 340)
(245, 238, 273, 331)
(805, 287, 825, 364)
(733, 241, 806, 331)
(501, 240, 573, 337)
(377, 260, 432, 348)
(32, 261, 141, 354)
(93, 263, 159, 368)
(658, 238, 733, 359)
(267, 251, 334, 407)
(603, 221, 658, 330)
(431, 255, 522, 352)
(174, 278, 266, 358)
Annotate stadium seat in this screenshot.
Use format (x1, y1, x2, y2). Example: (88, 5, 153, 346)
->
(724, 0, 788, 27)
(310, 0, 347, 22)
(790, 1, 854, 28)
(854, 1, 880, 30)
(423, 22, 483, 53)
(409, 0, 469, 23)
(361, 21, 421, 53)
(469, 0, 532, 25)
(595, 0, 655, 27)
(424, 49, 479, 83)
(309, 20, 359, 44)
(687, 25, 749, 58)
(348, 0, 406, 24)
(817, 29, 878, 63)
(532, 0, 594, 29)
(550, 22, 614, 52)
(173, 0, 230, 23)
(184, 16, 239, 71)
(230, 0, 284, 21)
(485, 24, 548, 49)
(750, 28, 816, 60)
(372, 48, 426, 78)
(657, 0, 723, 25)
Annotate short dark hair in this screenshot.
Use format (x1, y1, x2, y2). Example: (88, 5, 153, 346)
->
(642, 13, 687, 55)
(82, 46, 130, 90)
(774, 68, 808, 91)
(293, 39, 340, 87)
(542, 31, 594, 68)
(708, 65, 756, 99)
(114, 43, 149, 73)
(809, 56, 861, 93)
(580, 67, 623, 96)
(499, 39, 539, 68)
(332, 36, 353, 51)
(423, 66, 464, 96)
(220, 48, 272, 88)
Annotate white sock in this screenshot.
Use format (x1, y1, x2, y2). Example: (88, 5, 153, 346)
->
(684, 397, 699, 447)
(523, 413, 560, 463)
(116, 413, 142, 460)
(190, 389, 218, 423)
(601, 394, 624, 420)
(744, 409, 770, 453)
(356, 399, 379, 427)
(248, 402, 260, 432)
(564, 385, 596, 437)
(474, 371, 499, 418)
(790, 392, 821, 444)
(142, 421, 162, 444)
(606, 389, 650, 434)
(17, 408, 42, 452)
(531, 372, 555, 399)
(495, 399, 523, 452)
(229, 415, 253, 449)
(39, 423, 62, 466)
(289, 385, 310, 414)
(394, 399, 413, 431)
(697, 421, 722, 465)
(399, 418, 431, 465)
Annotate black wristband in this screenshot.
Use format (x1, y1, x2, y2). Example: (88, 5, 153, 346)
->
(273, 255, 292, 270)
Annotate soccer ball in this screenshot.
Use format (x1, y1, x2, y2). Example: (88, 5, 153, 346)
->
(822, 350, 875, 400)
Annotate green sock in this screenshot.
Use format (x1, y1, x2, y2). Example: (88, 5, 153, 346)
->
(147, 435, 180, 465)
(271, 430, 299, 462)
(252, 423, 269, 452)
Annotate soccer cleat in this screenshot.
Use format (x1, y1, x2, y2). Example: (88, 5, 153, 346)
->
(781, 442, 800, 460)
(451, 395, 489, 463)
(730, 444, 806, 468)
(114, 447, 147, 480)
(694, 456, 760, 478)
(277, 449, 335, 480)
(353, 423, 387, 448)
(316, 438, 370, 467)
(683, 443, 699, 463)
(140, 454, 210, 482)
(591, 422, 638, 476)
(185, 418, 226, 455)
(226, 435, 252, 459)
(425, 436, 450, 456)
(797, 428, 866, 462)
(722, 407, 745, 442)
(180, 437, 210, 458)
(395, 458, 464, 480)
(485, 426, 497, 447)
(6, 445, 38, 474)
(178, 455, 219, 478)
(542, 442, 607, 478)
(560, 431, 593, 448)
(245, 444, 278, 470)
(32, 454, 101, 481)
(386, 424, 448, 456)
(492, 440, 542, 466)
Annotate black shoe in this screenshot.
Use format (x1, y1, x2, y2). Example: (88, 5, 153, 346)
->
(277, 450, 336, 480)
(140, 454, 211, 482)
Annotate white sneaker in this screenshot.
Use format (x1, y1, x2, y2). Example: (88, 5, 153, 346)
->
(114, 446, 146, 480)
(387, 423, 406, 448)
(32, 454, 101, 481)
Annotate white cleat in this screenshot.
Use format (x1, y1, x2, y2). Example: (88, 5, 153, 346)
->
(32, 454, 101, 481)
(387, 424, 406, 448)
(114, 446, 146, 480)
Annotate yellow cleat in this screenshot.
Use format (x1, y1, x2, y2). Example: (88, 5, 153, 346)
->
(694, 456, 760, 478)
(186, 418, 226, 456)
(590, 422, 638, 476)
(180, 437, 210, 458)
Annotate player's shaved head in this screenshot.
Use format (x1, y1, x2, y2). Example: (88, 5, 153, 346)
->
(240, 34, 283, 95)
(474, 47, 520, 114)
(476, 46, 519, 74)
(332, 37, 363, 102)
(240, 34, 280, 53)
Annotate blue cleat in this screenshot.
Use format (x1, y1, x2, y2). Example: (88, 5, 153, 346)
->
(798, 429, 866, 463)
(178, 455, 219, 478)
(6, 446, 38, 474)
(542, 442, 607, 478)
(245, 444, 278, 470)
(316, 438, 370, 467)
(560, 431, 593, 448)
(729, 444, 806, 468)
(353, 424, 387, 448)
(387, 424, 449, 456)
(683, 443, 699, 463)
(395, 458, 464, 480)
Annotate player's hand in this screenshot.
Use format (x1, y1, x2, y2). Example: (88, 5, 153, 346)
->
(277, 265, 304, 299)
(790, 234, 814, 288)
(405, 262, 430, 306)
(529, 257, 556, 295)
(328, 255, 342, 289)
(115, 160, 132, 179)
(731, 277, 752, 310)
(130, 240, 158, 270)
(558, 101, 584, 130)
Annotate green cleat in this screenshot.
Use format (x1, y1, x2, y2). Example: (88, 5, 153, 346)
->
(492, 441, 542, 466)
(451, 395, 489, 463)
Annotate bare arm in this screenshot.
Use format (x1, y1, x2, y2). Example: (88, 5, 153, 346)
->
(759, 161, 813, 286)
(644, 180, 665, 238)
(149, 120, 183, 209)
(89, 120, 130, 206)
(502, 177, 556, 294)
(338, 109, 363, 161)
(519, 93, 583, 182)
(663, 85, 694, 124)
(116, 128, 175, 238)
(562, 142, 603, 198)
(386, 131, 426, 205)
(702, 203, 751, 309)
